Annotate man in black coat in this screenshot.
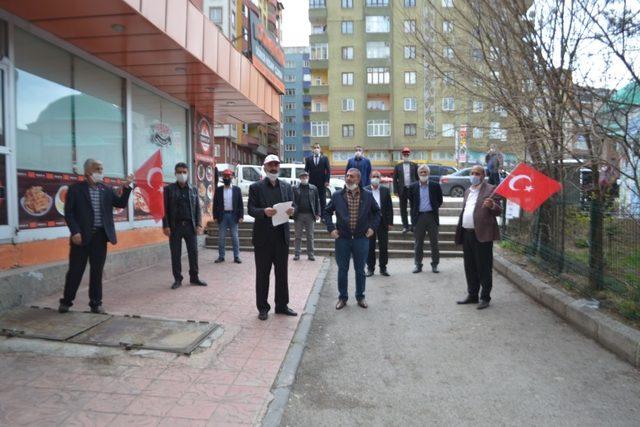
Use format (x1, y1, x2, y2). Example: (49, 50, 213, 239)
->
(364, 170, 393, 277)
(59, 159, 133, 314)
(292, 171, 321, 261)
(163, 162, 207, 290)
(393, 147, 419, 233)
(248, 155, 297, 320)
(304, 143, 331, 218)
(410, 164, 444, 273)
(213, 168, 244, 264)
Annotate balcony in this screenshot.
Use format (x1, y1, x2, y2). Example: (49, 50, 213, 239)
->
(303, 95, 312, 104)
(309, 33, 328, 43)
(311, 111, 329, 121)
(303, 109, 311, 118)
(309, 85, 329, 96)
(366, 111, 391, 121)
(309, 7, 327, 23)
(365, 84, 391, 94)
(309, 59, 329, 69)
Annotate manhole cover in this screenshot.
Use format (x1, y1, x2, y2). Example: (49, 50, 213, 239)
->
(0, 306, 109, 340)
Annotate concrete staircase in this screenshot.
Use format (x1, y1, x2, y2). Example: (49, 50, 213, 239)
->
(205, 198, 464, 258)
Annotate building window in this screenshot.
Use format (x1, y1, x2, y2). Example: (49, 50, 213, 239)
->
(443, 21, 453, 33)
(342, 98, 355, 111)
(285, 116, 295, 123)
(473, 100, 484, 113)
(342, 72, 354, 85)
(341, 21, 354, 34)
(366, 16, 391, 33)
(285, 144, 296, 151)
(285, 88, 296, 95)
(489, 122, 502, 139)
(311, 121, 329, 137)
(310, 0, 326, 8)
(284, 75, 296, 82)
(342, 124, 355, 137)
(443, 71, 454, 86)
(442, 0, 453, 7)
(342, 46, 354, 60)
(404, 124, 417, 136)
(405, 0, 416, 7)
(366, 0, 389, 6)
(494, 104, 508, 117)
(404, 71, 417, 85)
(209, 7, 223, 27)
(442, 123, 454, 137)
(444, 47, 454, 59)
(473, 127, 484, 139)
(310, 43, 328, 60)
(366, 41, 390, 59)
(473, 78, 483, 87)
(367, 67, 390, 84)
(442, 97, 455, 111)
(285, 102, 296, 110)
(367, 99, 388, 111)
(342, 0, 353, 8)
(367, 120, 391, 137)
(285, 60, 295, 68)
(404, 45, 416, 59)
(285, 130, 296, 137)
(311, 25, 325, 34)
(404, 20, 416, 33)
(404, 97, 417, 111)
(472, 49, 482, 61)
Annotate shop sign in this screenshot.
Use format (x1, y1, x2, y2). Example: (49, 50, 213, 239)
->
(249, 11, 284, 92)
(151, 121, 173, 147)
(198, 118, 212, 154)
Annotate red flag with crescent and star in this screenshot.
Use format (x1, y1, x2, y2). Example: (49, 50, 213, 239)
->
(494, 163, 562, 212)
(134, 149, 165, 222)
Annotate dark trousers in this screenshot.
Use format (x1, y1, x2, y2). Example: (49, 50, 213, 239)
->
(61, 229, 108, 308)
(169, 222, 199, 282)
(367, 224, 389, 272)
(414, 212, 440, 267)
(254, 237, 289, 312)
(399, 188, 412, 228)
(488, 171, 501, 186)
(462, 229, 494, 301)
(312, 180, 327, 219)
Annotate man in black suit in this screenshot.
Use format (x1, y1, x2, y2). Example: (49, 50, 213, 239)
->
(365, 170, 393, 277)
(248, 154, 297, 320)
(292, 171, 321, 261)
(213, 168, 244, 264)
(410, 164, 444, 274)
(163, 162, 208, 290)
(393, 147, 419, 233)
(59, 159, 133, 314)
(304, 143, 331, 218)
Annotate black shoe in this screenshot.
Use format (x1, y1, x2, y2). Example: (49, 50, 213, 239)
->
(258, 311, 268, 321)
(90, 306, 105, 314)
(58, 303, 70, 314)
(477, 300, 491, 310)
(293, 255, 300, 261)
(412, 265, 422, 274)
(457, 296, 479, 305)
(432, 265, 439, 274)
(234, 258, 242, 264)
(380, 269, 390, 277)
(366, 269, 374, 277)
(171, 281, 182, 290)
(190, 279, 208, 286)
(308, 255, 316, 261)
(214, 258, 224, 263)
(275, 307, 298, 316)
(410, 226, 414, 233)
(402, 227, 409, 234)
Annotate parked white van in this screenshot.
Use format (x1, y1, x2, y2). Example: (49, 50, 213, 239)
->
(215, 163, 264, 196)
(278, 163, 345, 199)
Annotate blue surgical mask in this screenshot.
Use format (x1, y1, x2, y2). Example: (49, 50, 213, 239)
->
(470, 175, 482, 186)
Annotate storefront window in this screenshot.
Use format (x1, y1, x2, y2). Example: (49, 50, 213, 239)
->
(131, 84, 187, 180)
(14, 29, 125, 176)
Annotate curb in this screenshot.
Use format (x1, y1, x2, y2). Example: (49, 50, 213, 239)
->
(261, 257, 331, 427)
(494, 254, 640, 368)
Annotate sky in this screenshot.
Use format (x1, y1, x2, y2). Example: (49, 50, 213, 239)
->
(280, 0, 310, 47)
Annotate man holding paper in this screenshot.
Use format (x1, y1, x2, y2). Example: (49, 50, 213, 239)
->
(248, 155, 297, 320)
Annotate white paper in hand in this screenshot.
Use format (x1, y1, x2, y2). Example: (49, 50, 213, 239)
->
(272, 201, 293, 226)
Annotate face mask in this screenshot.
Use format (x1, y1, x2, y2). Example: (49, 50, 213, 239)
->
(223, 178, 232, 185)
(313, 148, 320, 155)
(300, 178, 309, 185)
(346, 183, 358, 191)
(371, 178, 380, 186)
(91, 172, 103, 183)
(355, 151, 362, 159)
(470, 175, 482, 186)
(266, 172, 278, 181)
(419, 175, 429, 183)
(176, 173, 188, 183)
(403, 156, 410, 162)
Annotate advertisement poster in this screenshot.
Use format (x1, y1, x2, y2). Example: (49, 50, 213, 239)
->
(194, 113, 216, 220)
(17, 170, 129, 230)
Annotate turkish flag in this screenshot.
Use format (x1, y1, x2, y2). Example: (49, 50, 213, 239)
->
(134, 149, 165, 222)
(494, 163, 562, 212)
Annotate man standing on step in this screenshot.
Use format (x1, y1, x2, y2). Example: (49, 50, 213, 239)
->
(304, 143, 331, 220)
(364, 170, 393, 277)
(213, 169, 243, 264)
(293, 171, 321, 261)
(455, 165, 502, 310)
(345, 146, 372, 187)
(163, 162, 208, 290)
(248, 155, 297, 321)
(324, 168, 380, 310)
(393, 147, 419, 234)
(410, 164, 443, 274)
(59, 159, 133, 314)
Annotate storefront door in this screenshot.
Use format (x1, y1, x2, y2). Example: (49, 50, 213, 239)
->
(0, 63, 15, 239)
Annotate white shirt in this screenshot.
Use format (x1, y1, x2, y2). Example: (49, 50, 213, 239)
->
(403, 163, 411, 186)
(371, 186, 381, 208)
(462, 186, 480, 229)
(223, 186, 233, 211)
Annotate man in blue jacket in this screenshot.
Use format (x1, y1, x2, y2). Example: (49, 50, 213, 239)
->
(345, 146, 372, 187)
(324, 168, 381, 310)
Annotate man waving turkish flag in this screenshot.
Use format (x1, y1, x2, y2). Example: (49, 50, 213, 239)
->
(495, 163, 562, 212)
(135, 149, 165, 222)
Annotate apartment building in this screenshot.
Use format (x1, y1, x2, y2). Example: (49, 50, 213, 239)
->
(282, 47, 312, 163)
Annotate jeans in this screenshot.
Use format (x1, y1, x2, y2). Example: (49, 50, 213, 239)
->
(335, 237, 369, 301)
(218, 212, 240, 259)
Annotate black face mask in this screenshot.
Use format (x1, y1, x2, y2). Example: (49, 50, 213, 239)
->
(223, 178, 232, 185)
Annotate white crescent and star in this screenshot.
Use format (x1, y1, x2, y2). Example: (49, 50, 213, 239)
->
(509, 175, 534, 192)
(146, 167, 163, 190)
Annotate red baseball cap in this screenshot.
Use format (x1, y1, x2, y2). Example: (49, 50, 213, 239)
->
(222, 169, 233, 177)
(402, 147, 411, 154)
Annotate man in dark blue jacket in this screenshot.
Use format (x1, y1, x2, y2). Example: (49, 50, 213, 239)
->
(213, 169, 244, 264)
(410, 164, 444, 273)
(345, 146, 372, 187)
(324, 168, 381, 310)
(59, 159, 133, 314)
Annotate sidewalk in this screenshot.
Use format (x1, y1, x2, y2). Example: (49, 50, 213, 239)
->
(0, 249, 324, 426)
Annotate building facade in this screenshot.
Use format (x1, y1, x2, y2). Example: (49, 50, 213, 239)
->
(282, 47, 311, 163)
(308, 0, 516, 175)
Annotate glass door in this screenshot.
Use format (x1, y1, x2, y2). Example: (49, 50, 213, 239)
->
(0, 63, 15, 239)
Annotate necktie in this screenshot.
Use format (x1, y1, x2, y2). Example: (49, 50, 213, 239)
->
(315, 156, 318, 166)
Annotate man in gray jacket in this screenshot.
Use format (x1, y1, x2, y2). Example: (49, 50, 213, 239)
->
(293, 171, 321, 261)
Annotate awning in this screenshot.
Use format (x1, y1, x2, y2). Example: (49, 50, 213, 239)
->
(0, 0, 280, 124)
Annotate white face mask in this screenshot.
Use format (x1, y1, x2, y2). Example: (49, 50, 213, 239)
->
(313, 148, 320, 155)
(419, 175, 429, 183)
(470, 175, 482, 186)
(346, 183, 358, 191)
(371, 178, 380, 186)
(403, 155, 410, 162)
(91, 172, 104, 183)
(355, 151, 362, 158)
(176, 173, 188, 184)
(266, 172, 278, 181)
(300, 178, 309, 185)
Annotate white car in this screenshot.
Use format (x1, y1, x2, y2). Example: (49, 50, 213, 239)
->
(277, 163, 345, 199)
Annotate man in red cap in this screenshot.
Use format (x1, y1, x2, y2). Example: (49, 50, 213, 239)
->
(393, 147, 419, 233)
(212, 168, 243, 264)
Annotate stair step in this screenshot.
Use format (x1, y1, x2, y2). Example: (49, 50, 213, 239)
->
(202, 245, 463, 258)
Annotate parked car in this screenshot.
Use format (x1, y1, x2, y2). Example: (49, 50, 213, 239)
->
(439, 166, 508, 197)
(278, 163, 345, 198)
(427, 164, 458, 184)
